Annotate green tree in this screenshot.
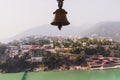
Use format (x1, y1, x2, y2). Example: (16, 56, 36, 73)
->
(0, 45, 7, 56)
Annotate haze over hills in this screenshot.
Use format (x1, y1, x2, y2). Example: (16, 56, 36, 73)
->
(6, 24, 92, 41)
(84, 21, 120, 40)
(0, 24, 90, 43)
(1, 21, 120, 43)
(13, 25, 87, 38)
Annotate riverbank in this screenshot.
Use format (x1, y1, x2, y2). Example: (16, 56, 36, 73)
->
(0, 69, 120, 80)
(90, 65, 120, 70)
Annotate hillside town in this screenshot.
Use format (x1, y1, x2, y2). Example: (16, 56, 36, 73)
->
(0, 35, 120, 73)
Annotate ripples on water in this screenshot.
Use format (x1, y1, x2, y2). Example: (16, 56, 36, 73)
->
(0, 69, 120, 80)
(78, 69, 120, 80)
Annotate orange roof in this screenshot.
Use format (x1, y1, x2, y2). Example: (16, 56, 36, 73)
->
(30, 45, 40, 50)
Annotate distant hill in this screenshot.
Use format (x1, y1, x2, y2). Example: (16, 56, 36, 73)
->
(2, 24, 92, 43)
(10, 24, 92, 40)
(2, 21, 120, 43)
(84, 21, 120, 40)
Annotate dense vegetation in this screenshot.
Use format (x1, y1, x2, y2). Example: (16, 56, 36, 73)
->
(0, 45, 7, 56)
(1, 37, 120, 73)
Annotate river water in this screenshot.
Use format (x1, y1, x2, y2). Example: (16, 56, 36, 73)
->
(74, 69, 120, 80)
(0, 69, 120, 80)
(26, 69, 120, 80)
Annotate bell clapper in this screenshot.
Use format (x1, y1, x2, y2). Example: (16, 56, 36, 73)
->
(58, 24, 62, 30)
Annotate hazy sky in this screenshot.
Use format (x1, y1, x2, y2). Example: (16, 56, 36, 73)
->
(0, 0, 120, 39)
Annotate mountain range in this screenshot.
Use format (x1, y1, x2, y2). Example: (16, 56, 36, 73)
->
(1, 21, 120, 43)
(84, 21, 120, 40)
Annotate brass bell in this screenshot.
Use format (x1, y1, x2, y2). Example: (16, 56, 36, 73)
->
(51, 9, 70, 30)
(51, 0, 70, 30)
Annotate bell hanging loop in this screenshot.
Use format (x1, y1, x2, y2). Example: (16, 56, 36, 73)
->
(51, 0, 70, 30)
(57, 0, 63, 9)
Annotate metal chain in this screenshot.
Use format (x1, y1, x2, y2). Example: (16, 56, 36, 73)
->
(57, 0, 64, 9)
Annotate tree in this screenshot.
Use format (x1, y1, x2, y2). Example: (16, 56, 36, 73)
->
(72, 48, 83, 54)
(0, 45, 7, 56)
(71, 41, 81, 48)
(80, 37, 89, 42)
(85, 47, 97, 55)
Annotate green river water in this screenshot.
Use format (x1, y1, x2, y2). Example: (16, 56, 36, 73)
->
(0, 69, 120, 80)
